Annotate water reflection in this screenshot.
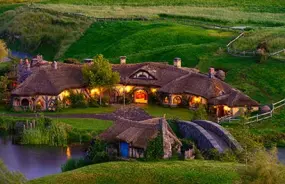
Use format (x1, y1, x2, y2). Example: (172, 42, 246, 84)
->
(0, 136, 86, 180)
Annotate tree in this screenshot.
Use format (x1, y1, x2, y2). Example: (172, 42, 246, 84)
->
(0, 159, 26, 184)
(0, 75, 11, 105)
(0, 40, 8, 61)
(82, 54, 120, 105)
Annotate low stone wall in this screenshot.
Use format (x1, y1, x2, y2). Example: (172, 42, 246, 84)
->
(193, 120, 242, 151)
(177, 121, 223, 152)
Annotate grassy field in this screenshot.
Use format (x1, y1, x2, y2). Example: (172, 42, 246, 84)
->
(58, 118, 113, 132)
(33, 3, 285, 26)
(64, 21, 234, 64)
(232, 27, 285, 52)
(29, 160, 242, 184)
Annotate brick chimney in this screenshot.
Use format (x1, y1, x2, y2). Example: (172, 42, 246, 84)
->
(173, 57, 181, 68)
(120, 56, 126, 64)
(209, 67, 215, 78)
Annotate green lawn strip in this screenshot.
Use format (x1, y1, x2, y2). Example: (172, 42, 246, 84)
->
(142, 105, 193, 121)
(29, 160, 242, 184)
(56, 118, 113, 132)
(0, 4, 22, 15)
(53, 106, 116, 114)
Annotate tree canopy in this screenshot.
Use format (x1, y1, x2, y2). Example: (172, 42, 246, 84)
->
(0, 40, 8, 61)
(82, 54, 120, 88)
(82, 54, 120, 104)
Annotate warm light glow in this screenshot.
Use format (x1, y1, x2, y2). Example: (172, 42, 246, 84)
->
(223, 106, 231, 111)
(193, 96, 202, 103)
(164, 97, 169, 104)
(125, 86, 133, 93)
(151, 88, 157, 93)
(66, 146, 71, 159)
(91, 88, 100, 96)
(61, 90, 70, 97)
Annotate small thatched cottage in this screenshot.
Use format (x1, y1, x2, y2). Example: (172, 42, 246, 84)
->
(99, 117, 181, 158)
(11, 56, 259, 117)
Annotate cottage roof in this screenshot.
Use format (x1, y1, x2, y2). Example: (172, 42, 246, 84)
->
(11, 61, 259, 107)
(99, 117, 180, 149)
(12, 63, 84, 96)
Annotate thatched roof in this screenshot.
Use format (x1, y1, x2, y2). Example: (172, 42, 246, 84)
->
(99, 117, 181, 149)
(12, 63, 84, 96)
(11, 61, 259, 107)
(208, 90, 259, 107)
(158, 72, 259, 107)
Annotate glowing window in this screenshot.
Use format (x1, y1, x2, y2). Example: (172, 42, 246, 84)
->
(173, 96, 182, 105)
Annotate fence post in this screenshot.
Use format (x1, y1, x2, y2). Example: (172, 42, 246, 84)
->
(256, 114, 259, 122)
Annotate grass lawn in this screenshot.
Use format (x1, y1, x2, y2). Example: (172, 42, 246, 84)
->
(29, 160, 242, 184)
(57, 118, 113, 132)
(54, 106, 116, 114)
(142, 105, 194, 121)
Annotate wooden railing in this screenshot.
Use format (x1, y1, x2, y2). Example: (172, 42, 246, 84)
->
(226, 32, 285, 59)
(218, 98, 285, 124)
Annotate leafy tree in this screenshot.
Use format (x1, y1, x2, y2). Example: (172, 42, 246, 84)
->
(0, 159, 26, 184)
(0, 40, 8, 61)
(0, 75, 11, 105)
(82, 54, 120, 105)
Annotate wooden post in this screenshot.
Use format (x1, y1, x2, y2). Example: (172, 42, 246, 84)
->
(32, 120, 36, 128)
(256, 114, 259, 122)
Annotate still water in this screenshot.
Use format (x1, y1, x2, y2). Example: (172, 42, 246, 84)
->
(0, 136, 86, 180)
(0, 136, 285, 180)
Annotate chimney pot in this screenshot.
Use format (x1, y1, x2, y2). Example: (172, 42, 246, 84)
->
(120, 56, 126, 64)
(52, 61, 57, 69)
(173, 57, 181, 68)
(209, 67, 215, 78)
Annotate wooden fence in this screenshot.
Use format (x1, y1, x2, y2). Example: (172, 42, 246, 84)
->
(226, 32, 285, 59)
(218, 98, 285, 124)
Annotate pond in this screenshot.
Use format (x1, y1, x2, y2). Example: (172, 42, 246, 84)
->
(278, 148, 285, 164)
(0, 136, 86, 180)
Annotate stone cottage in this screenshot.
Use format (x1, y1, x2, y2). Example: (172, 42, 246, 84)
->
(99, 117, 182, 159)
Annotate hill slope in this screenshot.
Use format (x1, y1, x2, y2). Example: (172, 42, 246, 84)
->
(29, 160, 242, 184)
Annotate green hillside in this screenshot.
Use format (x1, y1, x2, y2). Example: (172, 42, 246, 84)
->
(64, 21, 233, 66)
(29, 160, 241, 184)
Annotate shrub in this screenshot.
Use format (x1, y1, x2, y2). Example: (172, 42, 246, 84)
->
(88, 97, 99, 107)
(192, 104, 208, 120)
(86, 139, 110, 163)
(241, 147, 285, 184)
(68, 92, 88, 108)
(61, 158, 92, 172)
(145, 133, 164, 160)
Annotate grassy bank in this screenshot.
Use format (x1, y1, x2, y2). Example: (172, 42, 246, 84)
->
(64, 21, 233, 63)
(29, 160, 242, 184)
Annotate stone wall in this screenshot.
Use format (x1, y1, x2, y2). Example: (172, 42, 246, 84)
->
(177, 121, 223, 152)
(193, 120, 242, 151)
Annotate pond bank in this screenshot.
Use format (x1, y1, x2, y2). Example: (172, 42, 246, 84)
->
(0, 136, 86, 180)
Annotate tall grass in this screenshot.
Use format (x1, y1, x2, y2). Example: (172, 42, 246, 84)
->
(34, 4, 285, 27)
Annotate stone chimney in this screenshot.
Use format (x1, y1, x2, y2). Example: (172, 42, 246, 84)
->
(209, 67, 215, 78)
(120, 56, 126, 64)
(52, 61, 57, 69)
(173, 57, 182, 68)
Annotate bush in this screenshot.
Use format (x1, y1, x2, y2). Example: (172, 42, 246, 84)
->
(61, 158, 92, 172)
(145, 133, 164, 160)
(241, 147, 285, 184)
(68, 92, 88, 108)
(192, 104, 208, 120)
(86, 139, 110, 163)
(88, 97, 99, 107)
